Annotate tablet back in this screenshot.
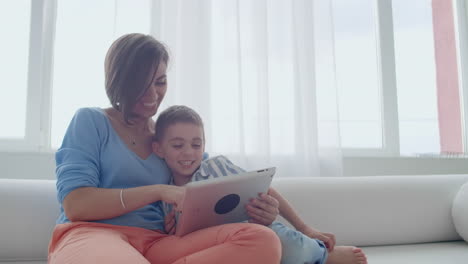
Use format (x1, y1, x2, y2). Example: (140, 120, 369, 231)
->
(175, 167, 275, 236)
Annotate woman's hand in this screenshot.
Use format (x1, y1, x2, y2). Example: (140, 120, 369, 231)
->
(164, 210, 177, 235)
(246, 193, 280, 226)
(159, 185, 186, 210)
(299, 225, 336, 252)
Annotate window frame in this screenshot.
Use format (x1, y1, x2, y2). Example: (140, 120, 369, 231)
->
(341, 0, 400, 157)
(0, 0, 57, 152)
(343, 0, 468, 157)
(2, 0, 468, 159)
(455, 0, 468, 153)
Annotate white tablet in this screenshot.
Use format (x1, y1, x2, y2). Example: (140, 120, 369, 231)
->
(175, 167, 276, 237)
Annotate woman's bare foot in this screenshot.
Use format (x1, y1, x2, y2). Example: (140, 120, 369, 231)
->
(326, 246, 367, 264)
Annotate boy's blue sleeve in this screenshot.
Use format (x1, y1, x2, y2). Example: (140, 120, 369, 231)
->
(55, 108, 102, 203)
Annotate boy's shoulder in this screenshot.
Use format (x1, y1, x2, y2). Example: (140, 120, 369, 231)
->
(192, 155, 246, 182)
(202, 155, 233, 164)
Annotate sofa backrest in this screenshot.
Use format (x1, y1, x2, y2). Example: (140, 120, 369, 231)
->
(1, 174, 467, 261)
(272, 174, 468, 247)
(0, 179, 59, 262)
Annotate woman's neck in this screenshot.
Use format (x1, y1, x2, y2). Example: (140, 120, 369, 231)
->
(110, 108, 154, 134)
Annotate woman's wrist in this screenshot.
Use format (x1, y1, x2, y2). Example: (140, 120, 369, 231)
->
(152, 184, 185, 207)
(152, 184, 165, 202)
(115, 185, 164, 213)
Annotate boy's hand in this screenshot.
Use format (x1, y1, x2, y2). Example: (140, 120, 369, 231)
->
(300, 225, 336, 252)
(246, 193, 280, 226)
(164, 210, 177, 235)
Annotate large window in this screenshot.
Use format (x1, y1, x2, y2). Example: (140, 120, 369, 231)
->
(333, 0, 382, 149)
(51, 0, 151, 148)
(0, 0, 31, 139)
(3, 0, 468, 158)
(392, 0, 440, 155)
(333, 0, 462, 156)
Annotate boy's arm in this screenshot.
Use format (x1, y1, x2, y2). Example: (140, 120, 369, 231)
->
(267, 187, 307, 230)
(268, 187, 336, 251)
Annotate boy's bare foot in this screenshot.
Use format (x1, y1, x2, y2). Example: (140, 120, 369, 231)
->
(326, 246, 367, 264)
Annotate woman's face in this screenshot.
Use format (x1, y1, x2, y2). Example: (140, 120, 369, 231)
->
(133, 62, 168, 119)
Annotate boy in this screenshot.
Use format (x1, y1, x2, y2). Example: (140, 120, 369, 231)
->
(152, 105, 367, 264)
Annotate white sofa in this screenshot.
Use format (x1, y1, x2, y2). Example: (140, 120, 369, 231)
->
(1, 174, 468, 263)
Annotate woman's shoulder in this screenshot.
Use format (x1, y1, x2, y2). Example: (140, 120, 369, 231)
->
(71, 107, 108, 126)
(73, 107, 106, 119)
(61, 107, 111, 140)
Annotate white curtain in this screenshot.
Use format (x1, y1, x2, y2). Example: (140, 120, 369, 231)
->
(52, 0, 342, 177)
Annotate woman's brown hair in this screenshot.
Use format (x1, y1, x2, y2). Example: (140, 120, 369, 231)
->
(105, 33, 169, 124)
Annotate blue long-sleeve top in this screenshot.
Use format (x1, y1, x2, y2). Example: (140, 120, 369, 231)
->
(55, 107, 171, 230)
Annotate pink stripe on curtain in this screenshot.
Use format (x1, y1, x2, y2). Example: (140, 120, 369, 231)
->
(432, 0, 463, 153)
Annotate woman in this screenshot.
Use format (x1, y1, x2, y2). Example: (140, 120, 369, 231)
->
(48, 33, 281, 264)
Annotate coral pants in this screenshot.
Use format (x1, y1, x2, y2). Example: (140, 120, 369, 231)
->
(48, 222, 281, 264)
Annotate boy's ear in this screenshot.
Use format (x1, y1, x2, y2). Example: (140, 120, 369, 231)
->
(152, 141, 165, 158)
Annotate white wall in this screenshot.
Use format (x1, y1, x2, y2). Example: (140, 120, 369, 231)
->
(1, 151, 467, 179)
(344, 156, 468, 176)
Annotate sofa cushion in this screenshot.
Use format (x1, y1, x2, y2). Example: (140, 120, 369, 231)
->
(452, 181, 468, 242)
(2, 175, 468, 263)
(272, 175, 468, 246)
(363, 241, 468, 264)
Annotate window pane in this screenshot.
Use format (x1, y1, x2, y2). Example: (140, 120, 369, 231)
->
(210, 0, 296, 155)
(0, 1, 31, 138)
(51, 0, 150, 148)
(332, 0, 382, 148)
(392, 0, 440, 155)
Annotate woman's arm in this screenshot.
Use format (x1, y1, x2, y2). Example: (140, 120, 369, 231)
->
(63, 184, 184, 222)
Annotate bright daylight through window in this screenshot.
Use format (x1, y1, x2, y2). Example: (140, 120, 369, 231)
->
(2, 0, 467, 158)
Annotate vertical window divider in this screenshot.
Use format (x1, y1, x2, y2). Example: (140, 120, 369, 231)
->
(375, 0, 400, 156)
(454, 0, 468, 153)
(25, 0, 57, 152)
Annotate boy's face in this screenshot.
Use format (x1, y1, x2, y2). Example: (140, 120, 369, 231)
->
(153, 122, 205, 183)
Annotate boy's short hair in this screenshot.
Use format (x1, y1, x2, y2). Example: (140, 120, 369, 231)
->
(154, 105, 204, 142)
